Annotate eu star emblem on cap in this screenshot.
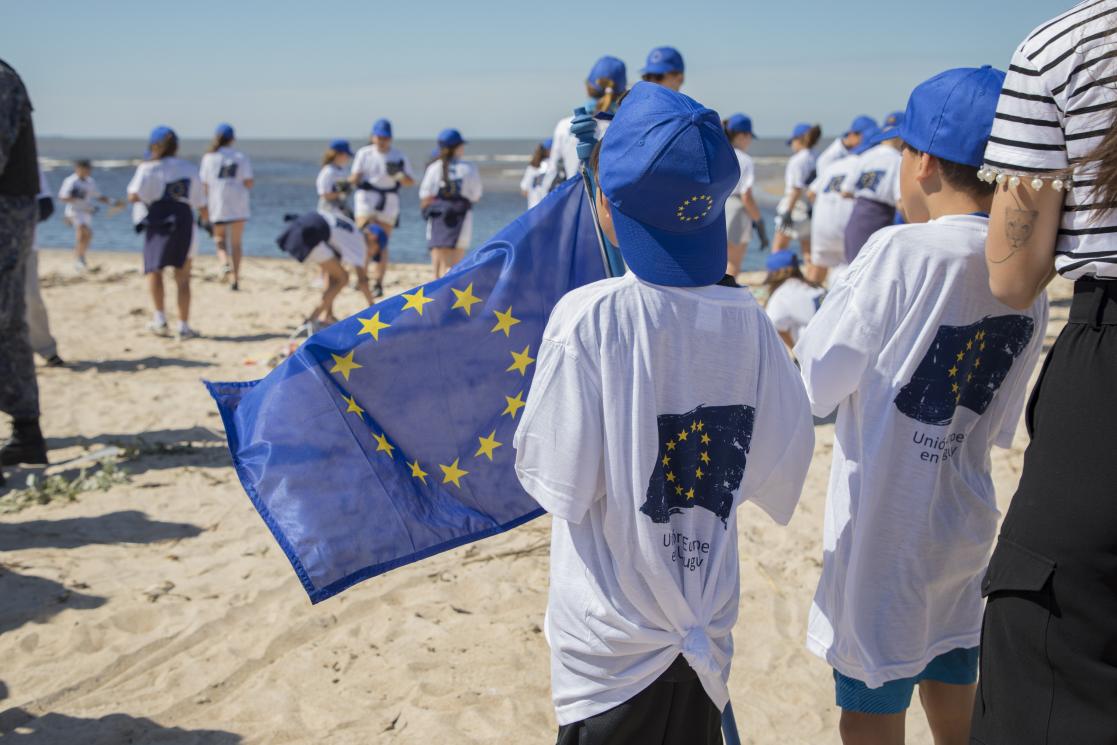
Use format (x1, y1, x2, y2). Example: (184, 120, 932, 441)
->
(598, 82, 740, 287)
(897, 65, 1006, 168)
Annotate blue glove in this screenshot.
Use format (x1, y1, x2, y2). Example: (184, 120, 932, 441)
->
(570, 107, 598, 163)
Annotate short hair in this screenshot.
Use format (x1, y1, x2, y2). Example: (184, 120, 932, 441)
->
(75, 159, 92, 169)
(641, 72, 666, 83)
(901, 142, 995, 198)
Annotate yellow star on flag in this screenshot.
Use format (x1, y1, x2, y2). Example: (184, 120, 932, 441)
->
(675, 485, 684, 496)
(956, 350, 965, 362)
(700, 433, 711, 445)
(507, 345, 535, 376)
(948, 365, 958, 378)
(342, 394, 364, 417)
(686, 487, 695, 500)
(690, 421, 698, 432)
(700, 451, 711, 465)
(491, 307, 521, 336)
(666, 471, 676, 483)
(357, 312, 390, 341)
(677, 430, 689, 442)
(661, 455, 671, 467)
(502, 391, 526, 419)
(952, 382, 960, 393)
(966, 339, 974, 351)
(409, 460, 428, 484)
(666, 440, 676, 451)
(695, 466, 704, 479)
(975, 358, 982, 368)
(373, 432, 395, 457)
(450, 283, 483, 316)
(980, 342, 986, 351)
(475, 430, 503, 461)
(440, 458, 469, 488)
(696, 421, 704, 431)
(401, 287, 434, 315)
(330, 350, 363, 381)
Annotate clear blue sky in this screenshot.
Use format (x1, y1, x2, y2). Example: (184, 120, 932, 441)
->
(4, 0, 1066, 141)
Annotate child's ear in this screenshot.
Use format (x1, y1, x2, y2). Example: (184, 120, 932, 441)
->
(916, 152, 937, 183)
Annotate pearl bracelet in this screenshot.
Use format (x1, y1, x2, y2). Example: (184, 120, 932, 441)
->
(976, 166, 1070, 192)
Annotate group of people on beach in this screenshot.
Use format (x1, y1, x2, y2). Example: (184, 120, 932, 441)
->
(3, 2, 1117, 742)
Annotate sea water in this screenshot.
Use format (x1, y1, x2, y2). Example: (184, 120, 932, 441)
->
(35, 137, 792, 272)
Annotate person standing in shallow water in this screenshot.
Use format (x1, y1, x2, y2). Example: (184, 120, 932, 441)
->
(0, 59, 49, 481)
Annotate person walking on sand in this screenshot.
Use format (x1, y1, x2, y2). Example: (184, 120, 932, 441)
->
(317, 139, 354, 217)
(127, 126, 207, 340)
(520, 138, 552, 210)
(420, 128, 482, 279)
(0, 58, 49, 479)
(198, 122, 253, 291)
(723, 113, 767, 278)
(772, 122, 821, 263)
(27, 169, 63, 367)
(58, 159, 122, 274)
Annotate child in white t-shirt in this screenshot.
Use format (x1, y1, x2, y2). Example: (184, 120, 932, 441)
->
(316, 139, 353, 217)
(795, 67, 1047, 744)
(723, 113, 767, 278)
(514, 81, 813, 745)
(842, 113, 904, 265)
(418, 129, 482, 279)
(763, 251, 825, 349)
(806, 126, 878, 283)
(772, 122, 820, 259)
(519, 138, 552, 210)
(58, 159, 121, 273)
(198, 123, 253, 291)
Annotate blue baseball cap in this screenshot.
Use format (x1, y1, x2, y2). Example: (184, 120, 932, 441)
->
(852, 126, 880, 154)
(897, 65, 1006, 168)
(873, 112, 905, 144)
(586, 55, 627, 95)
(329, 138, 352, 156)
(845, 115, 876, 137)
(365, 223, 389, 248)
(149, 125, 175, 145)
(765, 251, 800, 272)
(437, 128, 466, 148)
(215, 122, 235, 139)
(598, 82, 739, 287)
(882, 110, 904, 128)
(726, 113, 753, 136)
(787, 122, 812, 146)
(542, 137, 553, 150)
(371, 118, 392, 138)
(642, 46, 685, 75)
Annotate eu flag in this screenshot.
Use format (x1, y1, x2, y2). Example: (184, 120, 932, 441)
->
(893, 314, 1035, 427)
(640, 404, 756, 527)
(206, 179, 605, 603)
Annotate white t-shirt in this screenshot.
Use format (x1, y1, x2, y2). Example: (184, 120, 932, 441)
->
(814, 138, 850, 181)
(784, 148, 816, 195)
(730, 149, 756, 197)
(513, 272, 814, 725)
(127, 157, 205, 210)
(350, 144, 413, 214)
(765, 278, 826, 344)
(418, 159, 483, 203)
(520, 162, 551, 209)
(842, 143, 900, 205)
(316, 210, 367, 266)
(547, 114, 611, 188)
(199, 146, 253, 222)
(808, 157, 860, 260)
(794, 214, 1048, 688)
(316, 162, 349, 212)
(59, 174, 101, 216)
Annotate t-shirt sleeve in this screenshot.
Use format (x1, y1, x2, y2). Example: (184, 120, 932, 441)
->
(418, 164, 439, 199)
(738, 322, 814, 525)
(402, 154, 415, 180)
(87, 177, 101, 199)
(841, 166, 858, 195)
(463, 164, 483, 202)
(127, 166, 158, 203)
(190, 170, 206, 210)
(58, 175, 73, 199)
(983, 47, 1068, 173)
(788, 155, 811, 190)
(350, 151, 365, 179)
(765, 285, 795, 333)
(739, 155, 755, 193)
(316, 167, 331, 196)
(513, 337, 605, 524)
(240, 154, 254, 181)
(520, 166, 534, 193)
(795, 240, 893, 416)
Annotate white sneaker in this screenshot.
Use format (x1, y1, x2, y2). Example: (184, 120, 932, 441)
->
(176, 325, 199, 340)
(148, 320, 170, 337)
(73, 257, 87, 274)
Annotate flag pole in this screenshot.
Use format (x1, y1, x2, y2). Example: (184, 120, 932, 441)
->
(570, 107, 743, 745)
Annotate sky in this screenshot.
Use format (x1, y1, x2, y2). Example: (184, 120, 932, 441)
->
(3, 0, 1067, 141)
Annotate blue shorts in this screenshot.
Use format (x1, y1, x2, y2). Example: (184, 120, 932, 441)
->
(834, 647, 979, 715)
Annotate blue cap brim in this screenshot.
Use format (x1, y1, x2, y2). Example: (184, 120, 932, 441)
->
(642, 63, 681, 75)
(611, 206, 727, 287)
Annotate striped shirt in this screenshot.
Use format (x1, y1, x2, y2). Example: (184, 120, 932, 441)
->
(983, 0, 1117, 279)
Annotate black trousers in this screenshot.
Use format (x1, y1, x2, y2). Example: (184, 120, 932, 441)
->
(971, 279, 1117, 744)
(556, 656, 722, 745)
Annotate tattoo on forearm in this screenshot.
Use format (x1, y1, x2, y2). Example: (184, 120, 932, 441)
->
(991, 207, 1039, 264)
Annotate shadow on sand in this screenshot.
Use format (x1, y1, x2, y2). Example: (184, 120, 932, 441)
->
(0, 709, 241, 744)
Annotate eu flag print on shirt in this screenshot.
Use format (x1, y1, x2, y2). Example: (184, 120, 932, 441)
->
(893, 315, 1035, 427)
(205, 179, 604, 603)
(640, 404, 755, 526)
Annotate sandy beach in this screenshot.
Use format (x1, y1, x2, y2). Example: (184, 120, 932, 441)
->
(0, 248, 1073, 744)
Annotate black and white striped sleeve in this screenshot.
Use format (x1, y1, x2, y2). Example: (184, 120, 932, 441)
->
(984, 48, 1068, 173)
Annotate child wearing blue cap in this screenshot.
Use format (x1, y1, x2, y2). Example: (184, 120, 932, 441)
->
(418, 128, 481, 278)
(58, 159, 123, 274)
(762, 251, 824, 349)
(547, 55, 627, 189)
(773, 122, 821, 259)
(349, 118, 415, 297)
(723, 113, 767, 277)
(807, 126, 879, 282)
(126, 126, 208, 339)
(199, 123, 253, 291)
(514, 81, 813, 745)
(816, 115, 877, 178)
(519, 138, 552, 210)
(794, 67, 1048, 744)
(841, 112, 904, 264)
(640, 45, 685, 90)
(316, 139, 354, 217)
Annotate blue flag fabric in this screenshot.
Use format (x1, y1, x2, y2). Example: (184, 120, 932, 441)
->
(206, 179, 604, 603)
(893, 314, 1035, 427)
